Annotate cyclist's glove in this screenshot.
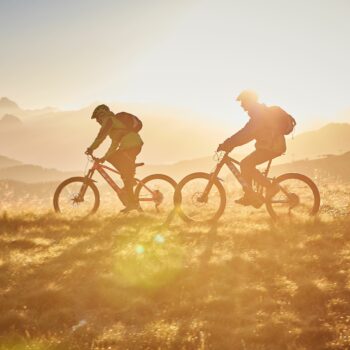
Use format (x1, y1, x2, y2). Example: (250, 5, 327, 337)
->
(85, 148, 93, 155)
(217, 141, 232, 152)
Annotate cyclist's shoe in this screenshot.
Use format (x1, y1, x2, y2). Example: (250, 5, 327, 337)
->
(235, 193, 264, 208)
(120, 203, 140, 214)
(266, 183, 280, 199)
(250, 194, 264, 209)
(235, 195, 252, 206)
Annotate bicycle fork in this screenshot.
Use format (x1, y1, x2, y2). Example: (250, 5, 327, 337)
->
(198, 166, 223, 203)
(77, 169, 95, 202)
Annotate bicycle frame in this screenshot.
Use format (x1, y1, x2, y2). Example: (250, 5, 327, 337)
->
(81, 159, 156, 203)
(201, 153, 273, 199)
(204, 153, 297, 206)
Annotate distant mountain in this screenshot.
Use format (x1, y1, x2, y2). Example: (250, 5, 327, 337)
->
(0, 97, 19, 111)
(0, 96, 349, 171)
(0, 150, 349, 184)
(0, 101, 224, 170)
(0, 114, 22, 128)
(271, 151, 350, 181)
(0, 155, 22, 169)
(0, 154, 87, 184)
(286, 123, 350, 160)
(0, 96, 57, 120)
(0, 164, 78, 183)
(137, 154, 244, 180)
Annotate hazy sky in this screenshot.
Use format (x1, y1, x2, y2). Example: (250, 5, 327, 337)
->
(1, 0, 349, 130)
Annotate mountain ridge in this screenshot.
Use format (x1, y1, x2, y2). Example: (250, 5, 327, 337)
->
(1, 150, 350, 183)
(1, 96, 350, 170)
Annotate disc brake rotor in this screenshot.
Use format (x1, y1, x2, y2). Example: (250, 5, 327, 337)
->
(191, 192, 207, 207)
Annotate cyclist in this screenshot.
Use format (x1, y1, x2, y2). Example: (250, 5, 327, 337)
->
(218, 90, 289, 208)
(85, 104, 143, 213)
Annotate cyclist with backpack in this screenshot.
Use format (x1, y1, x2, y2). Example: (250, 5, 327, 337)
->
(85, 104, 143, 213)
(218, 90, 296, 208)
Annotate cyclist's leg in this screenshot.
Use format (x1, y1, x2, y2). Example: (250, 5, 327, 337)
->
(241, 149, 279, 189)
(237, 150, 279, 206)
(236, 151, 262, 205)
(107, 150, 128, 206)
(107, 147, 142, 208)
(121, 147, 142, 207)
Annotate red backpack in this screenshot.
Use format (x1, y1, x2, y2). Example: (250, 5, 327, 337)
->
(269, 106, 296, 135)
(115, 112, 143, 133)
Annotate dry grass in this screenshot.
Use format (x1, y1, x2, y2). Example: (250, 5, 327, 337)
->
(0, 183, 349, 349)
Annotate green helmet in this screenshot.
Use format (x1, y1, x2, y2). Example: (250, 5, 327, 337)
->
(236, 90, 258, 103)
(91, 104, 110, 119)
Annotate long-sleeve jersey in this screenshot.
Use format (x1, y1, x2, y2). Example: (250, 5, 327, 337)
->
(89, 113, 143, 159)
(225, 104, 287, 155)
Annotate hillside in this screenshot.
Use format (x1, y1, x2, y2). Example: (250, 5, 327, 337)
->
(0, 164, 78, 183)
(270, 151, 350, 181)
(0, 188, 349, 349)
(0, 97, 19, 111)
(139, 156, 222, 180)
(287, 123, 350, 158)
(1, 96, 350, 171)
(0, 114, 22, 128)
(0, 97, 224, 170)
(1, 150, 350, 184)
(0, 155, 22, 169)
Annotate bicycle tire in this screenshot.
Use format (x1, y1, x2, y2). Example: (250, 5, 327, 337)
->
(135, 174, 177, 212)
(53, 176, 100, 215)
(174, 172, 226, 224)
(265, 173, 320, 220)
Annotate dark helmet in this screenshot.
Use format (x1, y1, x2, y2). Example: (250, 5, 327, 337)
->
(91, 104, 110, 119)
(236, 90, 258, 103)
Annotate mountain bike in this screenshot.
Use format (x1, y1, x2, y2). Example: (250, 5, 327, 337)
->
(174, 151, 320, 223)
(53, 155, 176, 217)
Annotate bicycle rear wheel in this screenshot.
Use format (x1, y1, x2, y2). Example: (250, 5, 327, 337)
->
(53, 177, 100, 217)
(135, 174, 176, 216)
(174, 172, 226, 224)
(265, 173, 320, 220)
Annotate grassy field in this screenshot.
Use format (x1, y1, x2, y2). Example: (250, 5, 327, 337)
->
(0, 184, 350, 349)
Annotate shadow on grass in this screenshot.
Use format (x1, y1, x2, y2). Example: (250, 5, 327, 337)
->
(0, 212, 349, 349)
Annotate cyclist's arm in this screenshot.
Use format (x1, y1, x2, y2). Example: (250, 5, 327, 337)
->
(225, 120, 256, 148)
(88, 118, 113, 151)
(103, 135, 123, 160)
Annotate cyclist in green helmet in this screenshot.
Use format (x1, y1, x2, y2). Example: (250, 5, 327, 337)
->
(85, 104, 144, 213)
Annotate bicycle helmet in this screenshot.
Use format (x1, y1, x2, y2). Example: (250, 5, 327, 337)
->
(91, 104, 110, 119)
(236, 90, 258, 103)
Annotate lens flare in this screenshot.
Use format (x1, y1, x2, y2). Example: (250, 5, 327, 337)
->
(113, 227, 184, 290)
(135, 244, 145, 255)
(154, 233, 165, 244)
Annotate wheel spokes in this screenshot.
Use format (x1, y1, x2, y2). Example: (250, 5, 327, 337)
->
(269, 180, 316, 218)
(178, 178, 223, 222)
(137, 179, 175, 215)
(57, 181, 96, 216)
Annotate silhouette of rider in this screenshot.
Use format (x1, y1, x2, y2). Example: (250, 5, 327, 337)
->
(85, 104, 143, 213)
(218, 90, 287, 207)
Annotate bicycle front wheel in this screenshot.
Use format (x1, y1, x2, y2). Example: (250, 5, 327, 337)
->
(265, 173, 320, 220)
(135, 174, 177, 216)
(174, 172, 226, 224)
(53, 177, 100, 217)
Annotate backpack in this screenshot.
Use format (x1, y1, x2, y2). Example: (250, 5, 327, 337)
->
(115, 112, 143, 133)
(269, 106, 296, 135)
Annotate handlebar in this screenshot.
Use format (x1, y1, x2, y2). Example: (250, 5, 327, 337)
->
(87, 154, 99, 162)
(213, 150, 227, 163)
